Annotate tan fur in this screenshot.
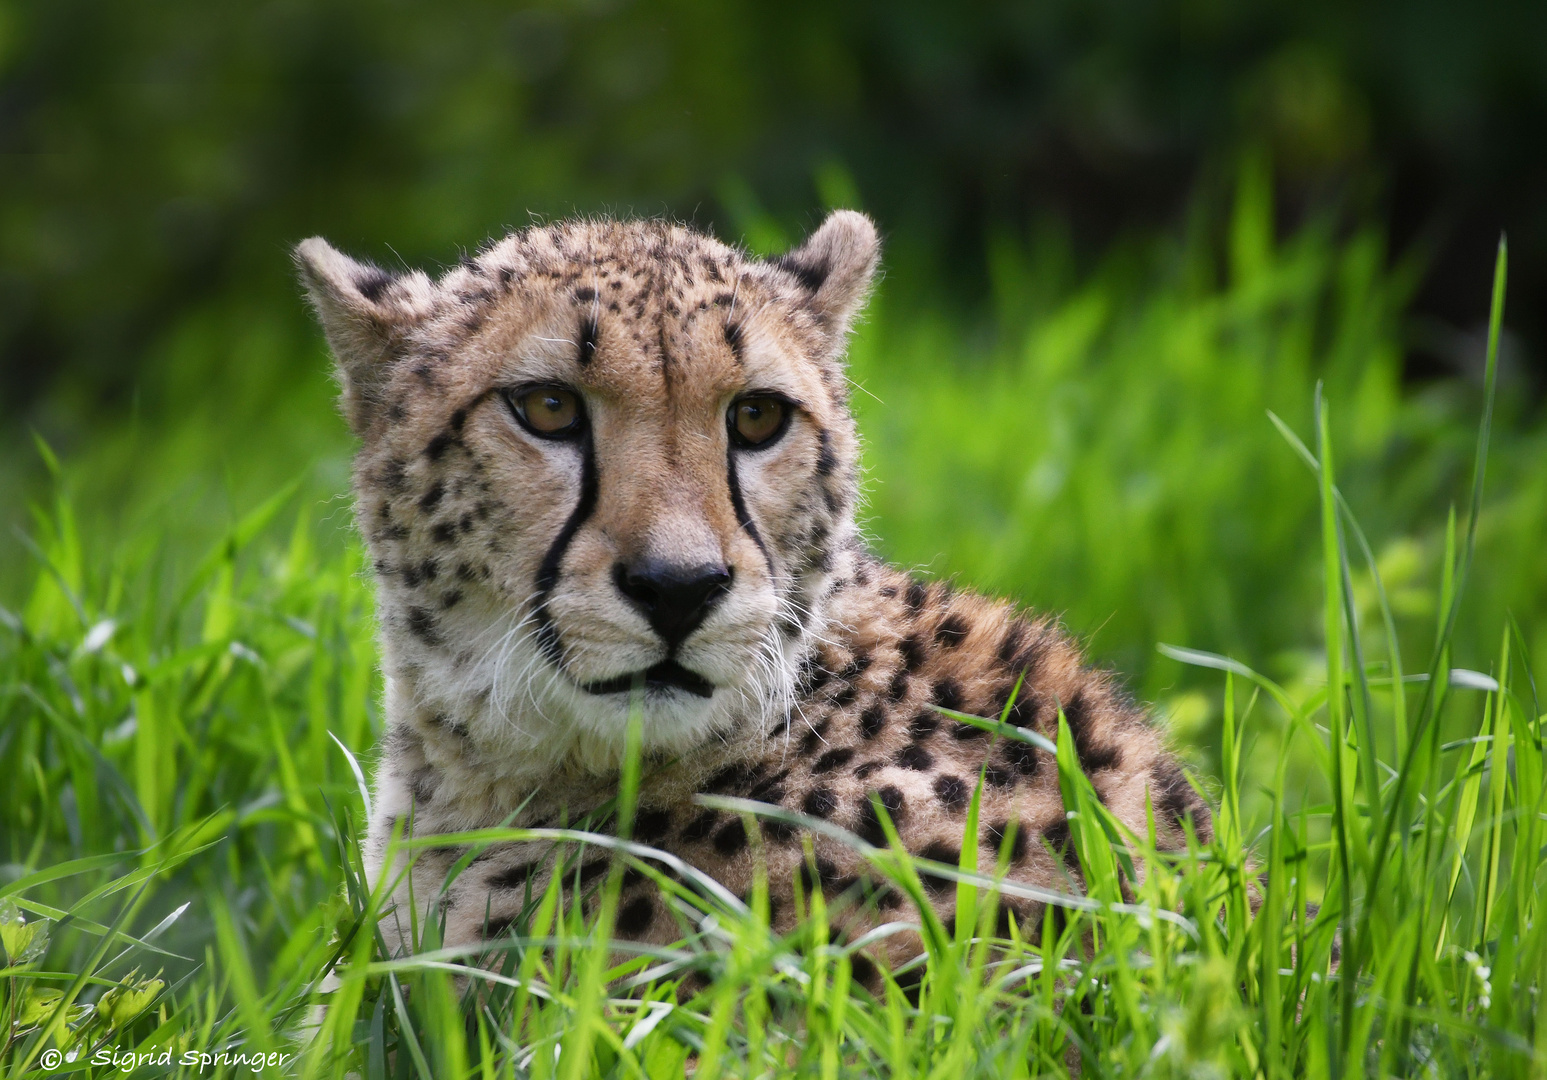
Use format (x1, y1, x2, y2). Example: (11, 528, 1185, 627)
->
(296, 212, 1209, 989)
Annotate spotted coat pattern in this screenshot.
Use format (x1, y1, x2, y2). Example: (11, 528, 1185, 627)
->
(295, 212, 1210, 990)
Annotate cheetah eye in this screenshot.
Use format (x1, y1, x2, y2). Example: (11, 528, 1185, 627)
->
(728, 395, 791, 449)
(505, 384, 584, 440)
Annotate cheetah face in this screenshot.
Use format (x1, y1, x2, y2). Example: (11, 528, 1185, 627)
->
(297, 213, 879, 770)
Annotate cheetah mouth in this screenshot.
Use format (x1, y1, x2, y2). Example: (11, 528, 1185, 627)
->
(579, 660, 715, 699)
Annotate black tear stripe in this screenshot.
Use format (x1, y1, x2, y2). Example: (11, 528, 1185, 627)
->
(726, 446, 772, 571)
(530, 430, 599, 664)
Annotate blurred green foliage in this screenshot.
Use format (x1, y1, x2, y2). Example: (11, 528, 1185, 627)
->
(855, 162, 1547, 695)
(4, 0, 1547, 432)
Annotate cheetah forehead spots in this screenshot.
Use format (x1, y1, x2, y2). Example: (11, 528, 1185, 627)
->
(297, 212, 881, 775)
(299, 211, 1212, 977)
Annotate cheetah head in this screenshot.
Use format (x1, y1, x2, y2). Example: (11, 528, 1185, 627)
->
(297, 213, 879, 774)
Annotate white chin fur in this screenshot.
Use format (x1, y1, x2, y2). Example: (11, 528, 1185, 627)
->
(392, 599, 805, 778)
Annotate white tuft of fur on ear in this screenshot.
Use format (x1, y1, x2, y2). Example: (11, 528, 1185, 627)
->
(770, 209, 880, 350)
(294, 237, 438, 435)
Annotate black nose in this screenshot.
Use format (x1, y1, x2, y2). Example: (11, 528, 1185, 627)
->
(613, 559, 732, 647)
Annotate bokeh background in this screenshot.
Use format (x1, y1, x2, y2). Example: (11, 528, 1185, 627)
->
(4, 0, 1547, 774)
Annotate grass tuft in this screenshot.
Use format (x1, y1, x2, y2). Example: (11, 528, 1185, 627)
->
(2, 220, 1542, 1075)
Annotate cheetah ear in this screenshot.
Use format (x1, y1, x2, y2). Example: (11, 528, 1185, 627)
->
(770, 209, 880, 352)
(294, 237, 437, 435)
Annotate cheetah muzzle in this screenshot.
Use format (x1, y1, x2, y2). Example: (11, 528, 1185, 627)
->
(296, 210, 1211, 988)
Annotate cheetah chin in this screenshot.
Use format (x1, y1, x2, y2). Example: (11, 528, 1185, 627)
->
(297, 210, 1211, 984)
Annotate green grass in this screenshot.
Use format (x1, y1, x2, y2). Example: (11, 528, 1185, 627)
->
(1, 190, 1544, 1076)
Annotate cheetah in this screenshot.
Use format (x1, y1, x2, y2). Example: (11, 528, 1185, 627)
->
(295, 211, 1209, 988)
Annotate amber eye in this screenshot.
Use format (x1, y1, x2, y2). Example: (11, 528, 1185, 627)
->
(506, 384, 584, 439)
(728, 395, 790, 449)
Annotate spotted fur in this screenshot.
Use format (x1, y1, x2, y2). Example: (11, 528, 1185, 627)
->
(296, 212, 1210, 987)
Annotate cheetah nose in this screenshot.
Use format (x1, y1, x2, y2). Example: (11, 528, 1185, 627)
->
(613, 559, 733, 648)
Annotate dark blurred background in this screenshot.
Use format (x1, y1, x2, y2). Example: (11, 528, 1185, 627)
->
(4, 0, 1545, 436)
